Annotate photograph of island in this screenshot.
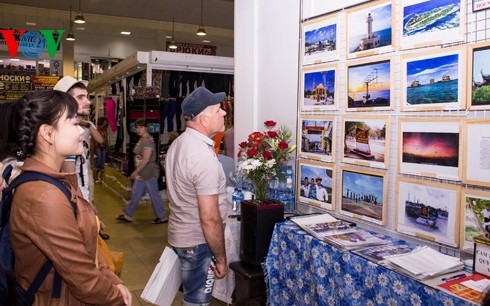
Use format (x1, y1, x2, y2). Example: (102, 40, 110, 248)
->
(342, 115, 389, 169)
(404, 53, 460, 108)
(401, 0, 463, 49)
(340, 167, 386, 225)
(303, 68, 336, 107)
(347, 60, 391, 110)
(397, 177, 460, 247)
(347, 1, 393, 56)
(470, 44, 490, 108)
(298, 160, 335, 210)
(303, 15, 338, 65)
(299, 116, 335, 162)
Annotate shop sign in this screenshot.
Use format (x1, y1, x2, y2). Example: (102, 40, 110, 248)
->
(31, 75, 60, 91)
(0, 72, 33, 101)
(166, 42, 217, 56)
(0, 29, 64, 59)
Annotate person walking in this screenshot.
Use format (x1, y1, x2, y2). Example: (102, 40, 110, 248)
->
(94, 116, 109, 183)
(117, 118, 167, 224)
(165, 86, 229, 305)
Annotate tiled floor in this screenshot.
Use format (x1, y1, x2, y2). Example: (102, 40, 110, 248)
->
(94, 184, 228, 306)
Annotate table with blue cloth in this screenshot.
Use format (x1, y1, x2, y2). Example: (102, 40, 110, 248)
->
(264, 221, 477, 306)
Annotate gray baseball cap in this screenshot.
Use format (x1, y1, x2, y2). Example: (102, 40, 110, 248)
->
(182, 86, 225, 119)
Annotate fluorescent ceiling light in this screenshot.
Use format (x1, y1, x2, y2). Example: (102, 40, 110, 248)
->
(11, 59, 20, 61)
(202, 40, 211, 43)
(121, 31, 131, 35)
(166, 35, 172, 39)
(25, 22, 36, 26)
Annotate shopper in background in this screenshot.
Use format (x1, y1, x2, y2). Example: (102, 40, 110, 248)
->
(54, 76, 110, 240)
(166, 86, 229, 306)
(94, 116, 109, 183)
(117, 118, 167, 224)
(223, 124, 234, 157)
(0, 90, 131, 305)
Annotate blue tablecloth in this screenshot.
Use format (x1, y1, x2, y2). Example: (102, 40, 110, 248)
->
(265, 221, 476, 306)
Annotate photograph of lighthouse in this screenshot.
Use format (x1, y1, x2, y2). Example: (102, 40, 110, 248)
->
(347, 59, 392, 111)
(347, 1, 394, 58)
(301, 64, 337, 111)
(396, 176, 460, 247)
(302, 14, 339, 65)
(400, 0, 464, 49)
(469, 42, 490, 109)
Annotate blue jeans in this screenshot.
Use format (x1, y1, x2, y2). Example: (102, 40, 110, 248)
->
(94, 148, 106, 170)
(173, 244, 215, 306)
(123, 177, 166, 219)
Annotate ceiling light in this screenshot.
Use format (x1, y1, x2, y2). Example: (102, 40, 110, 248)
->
(196, 0, 207, 36)
(66, 5, 75, 41)
(202, 39, 211, 43)
(165, 35, 172, 39)
(76, 27, 85, 30)
(121, 31, 131, 35)
(25, 22, 36, 26)
(169, 17, 178, 50)
(74, 0, 86, 24)
(10, 59, 20, 62)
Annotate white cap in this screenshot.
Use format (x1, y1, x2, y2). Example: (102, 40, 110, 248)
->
(54, 76, 89, 93)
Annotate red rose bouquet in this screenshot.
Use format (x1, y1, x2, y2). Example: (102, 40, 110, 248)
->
(237, 120, 296, 201)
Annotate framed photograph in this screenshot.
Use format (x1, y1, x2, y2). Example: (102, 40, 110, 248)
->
(396, 176, 461, 247)
(400, 0, 465, 50)
(462, 119, 490, 187)
(297, 160, 335, 211)
(398, 118, 461, 181)
(300, 64, 338, 111)
(342, 115, 390, 169)
(298, 115, 336, 163)
(303, 0, 373, 18)
(473, 0, 490, 12)
(401, 47, 466, 111)
(302, 14, 339, 65)
(462, 189, 490, 253)
(347, 57, 393, 111)
(340, 166, 387, 225)
(468, 42, 490, 110)
(346, 0, 394, 59)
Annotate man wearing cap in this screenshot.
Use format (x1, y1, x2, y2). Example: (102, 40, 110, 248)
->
(165, 86, 228, 305)
(54, 76, 110, 240)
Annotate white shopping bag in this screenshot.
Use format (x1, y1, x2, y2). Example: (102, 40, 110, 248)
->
(141, 247, 182, 306)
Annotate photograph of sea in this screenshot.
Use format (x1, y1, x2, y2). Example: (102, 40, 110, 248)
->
(402, 132, 459, 167)
(406, 53, 459, 105)
(304, 23, 337, 56)
(303, 69, 335, 106)
(301, 119, 334, 157)
(341, 170, 384, 222)
(472, 46, 490, 106)
(348, 3, 392, 54)
(402, 0, 461, 37)
(348, 60, 390, 108)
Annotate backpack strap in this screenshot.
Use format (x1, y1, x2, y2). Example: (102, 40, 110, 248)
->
(5, 171, 77, 300)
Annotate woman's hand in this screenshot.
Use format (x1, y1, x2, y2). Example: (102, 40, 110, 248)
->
(116, 284, 132, 305)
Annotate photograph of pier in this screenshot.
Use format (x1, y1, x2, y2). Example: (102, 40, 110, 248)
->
(348, 60, 391, 109)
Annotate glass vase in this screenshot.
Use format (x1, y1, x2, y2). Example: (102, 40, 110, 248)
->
(252, 179, 269, 202)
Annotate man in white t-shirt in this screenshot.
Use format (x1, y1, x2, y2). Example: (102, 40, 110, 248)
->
(315, 177, 329, 203)
(483, 204, 490, 233)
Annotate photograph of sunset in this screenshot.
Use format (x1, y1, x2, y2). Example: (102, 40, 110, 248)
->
(402, 132, 459, 167)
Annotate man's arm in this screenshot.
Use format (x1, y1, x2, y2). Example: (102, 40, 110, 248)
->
(80, 120, 104, 144)
(198, 194, 228, 279)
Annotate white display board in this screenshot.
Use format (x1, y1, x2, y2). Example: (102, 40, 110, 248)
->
(303, 0, 372, 19)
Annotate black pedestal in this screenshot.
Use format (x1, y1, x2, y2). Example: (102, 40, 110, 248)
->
(239, 199, 284, 265)
(229, 261, 266, 306)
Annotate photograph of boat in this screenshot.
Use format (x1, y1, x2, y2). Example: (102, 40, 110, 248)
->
(471, 46, 490, 107)
(348, 2, 392, 54)
(348, 60, 391, 109)
(402, 0, 461, 37)
(402, 131, 459, 168)
(405, 53, 459, 105)
(303, 69, 335, 106)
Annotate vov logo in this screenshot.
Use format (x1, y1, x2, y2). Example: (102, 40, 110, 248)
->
(0, 29, 65, 59)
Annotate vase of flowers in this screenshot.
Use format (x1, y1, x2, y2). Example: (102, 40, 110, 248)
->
(237, 120, 297, 202)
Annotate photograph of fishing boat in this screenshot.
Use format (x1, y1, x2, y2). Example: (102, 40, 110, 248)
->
(303, 69, 335, 106)
(471, 45, 490, 107)
(402, 132, 459, 167)
(347, 2, 393, 55)
(299, 117, 335, 161)
(402, 0, 461, 37)
(343, 116, 389, 169)
(303, 15, 339, 65)
(463, 190, 490, 253)
(348, 60, 391, 109)
(341, 167, 386, 225)
(397, 177, 460, 247)
(405, 53, 459, 106)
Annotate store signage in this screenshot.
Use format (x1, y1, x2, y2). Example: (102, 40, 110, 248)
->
(166, 42, 217, 56)
(0, 29, 64, 59)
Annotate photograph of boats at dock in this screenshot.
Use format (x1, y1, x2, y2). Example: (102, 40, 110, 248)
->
(340, 167, 387, 225)
(342, 115, 389, 169)
(347, 1, 393, 58)
(301, 65, 336, 111)
(299, 116, 335, 162)
(401, 0, 464, 49)
(347, 59, 392, 111)
(399, 118, 461, 181)
(403, 51, 463, 111)
(469, 42, 490, 109)
(302, 14, 339, 65)
(396, 177, 460, 247)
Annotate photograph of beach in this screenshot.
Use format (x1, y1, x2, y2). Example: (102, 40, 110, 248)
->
(348, 2, 392, 54)
(471, 46, 490, 107)
(405, 53, 459, 106)
(348, 60, 391, 109)
(303, 69, 335, 106)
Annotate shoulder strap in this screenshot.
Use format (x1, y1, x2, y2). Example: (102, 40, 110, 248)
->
(4, 171, 77, 299)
